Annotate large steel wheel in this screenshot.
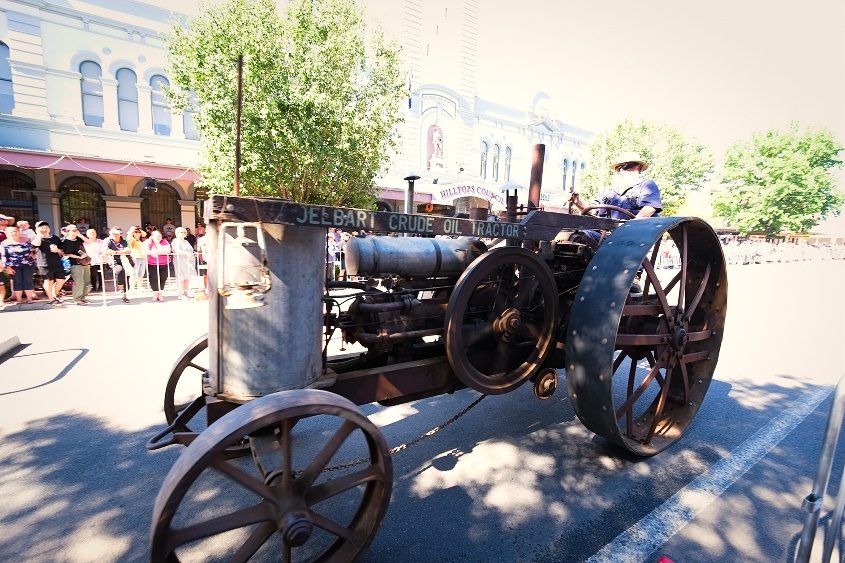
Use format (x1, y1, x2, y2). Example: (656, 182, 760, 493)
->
(445, 246, 558, 394)
(150, 389, 393, 562)
(566, 217, 727, 456)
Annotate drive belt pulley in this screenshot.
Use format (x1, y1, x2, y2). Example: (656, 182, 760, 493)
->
(445, 246, 558, 394)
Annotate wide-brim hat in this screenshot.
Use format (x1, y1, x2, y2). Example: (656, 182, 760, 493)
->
(610, 151, 649, 171)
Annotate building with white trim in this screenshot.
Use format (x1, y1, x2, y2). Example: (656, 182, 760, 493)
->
(0, 0, 593, 232)
(0, 0, 201, 233)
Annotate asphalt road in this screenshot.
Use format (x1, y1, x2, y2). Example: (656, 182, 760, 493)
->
(0, 259, 843, 562)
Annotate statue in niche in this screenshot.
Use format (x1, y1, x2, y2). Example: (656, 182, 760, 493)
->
(427, 125, 445, 170)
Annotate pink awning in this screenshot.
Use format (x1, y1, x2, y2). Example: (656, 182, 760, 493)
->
(377, 187, 431, 202)
(0, 148, 199, 182)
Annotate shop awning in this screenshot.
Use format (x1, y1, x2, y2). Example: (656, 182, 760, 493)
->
(0, 148, 199, 183)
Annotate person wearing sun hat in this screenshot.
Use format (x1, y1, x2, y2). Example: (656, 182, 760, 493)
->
(570, 151, 662, 220)
(569, 151, 663, 295)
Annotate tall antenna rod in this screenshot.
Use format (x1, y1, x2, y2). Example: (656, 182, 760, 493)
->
(234, 54, 243, 196)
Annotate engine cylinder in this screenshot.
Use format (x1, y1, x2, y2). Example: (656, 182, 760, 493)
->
(345, 236, 487, 278)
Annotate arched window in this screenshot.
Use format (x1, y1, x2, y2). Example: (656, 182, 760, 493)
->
(141, 182, 180, 229)
(0, 41, 13, 114)
(150, 74, 171, 136)
(80, 61, 104, 127)
(562, 159, 569, 190)
(116, 68, 139, 132)
(479, 141, 488, 179)
(193, 185, 208, 224)
(571, 160, 578, 190)
(59, 177, 106, 231)
(491, 144, 500, 182)
(0, 171, 37, 222)
(504, 146, 512, 181)
(183, 93, 200, 140)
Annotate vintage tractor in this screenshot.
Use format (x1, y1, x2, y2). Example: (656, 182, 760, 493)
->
(146, 195, 727, 561)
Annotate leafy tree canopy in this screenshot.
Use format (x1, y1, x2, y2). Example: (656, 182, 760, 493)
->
(578, 119, 714, 216)
(713, 123, 844, 236)
(167, 0, 405, 207)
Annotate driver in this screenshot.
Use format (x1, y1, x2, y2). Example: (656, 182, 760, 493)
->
(570, 151, 662, 220)
(568, 152, 663, 295)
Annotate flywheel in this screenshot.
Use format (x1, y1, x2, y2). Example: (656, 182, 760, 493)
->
(566, 217, 727, 456)
(445, 246, 558, 394)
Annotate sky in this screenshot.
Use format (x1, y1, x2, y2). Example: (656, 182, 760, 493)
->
(474, 0, 845, 164)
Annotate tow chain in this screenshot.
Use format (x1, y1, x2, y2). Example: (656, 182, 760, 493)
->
(315, 393, 487, 473)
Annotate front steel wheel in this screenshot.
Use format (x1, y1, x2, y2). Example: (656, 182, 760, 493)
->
(150, 389, 393, 562)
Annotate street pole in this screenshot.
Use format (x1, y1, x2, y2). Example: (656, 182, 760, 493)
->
(234, 54, 243, 196)
(403, 174, 421, 236)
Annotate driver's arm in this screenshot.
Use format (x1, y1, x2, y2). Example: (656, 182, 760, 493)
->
(570, 192, 600, 214)
(636, 205, 658, 218)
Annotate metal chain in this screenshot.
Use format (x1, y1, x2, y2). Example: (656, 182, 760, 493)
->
(315, 394, 487, 473)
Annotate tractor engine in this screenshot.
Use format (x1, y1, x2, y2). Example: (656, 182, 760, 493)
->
(332, 236, 487, 360)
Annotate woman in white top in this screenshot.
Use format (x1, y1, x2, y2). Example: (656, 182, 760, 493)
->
(83, 228, 106, 293)
(171, 227, 197, 299)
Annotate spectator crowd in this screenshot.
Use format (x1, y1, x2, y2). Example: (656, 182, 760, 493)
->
(1, 213, 208, 310)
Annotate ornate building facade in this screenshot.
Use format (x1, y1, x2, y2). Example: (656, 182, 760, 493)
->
(0, 0, 592, 231)
(370, 0, 593, 214)
(0, 0, 201, 232)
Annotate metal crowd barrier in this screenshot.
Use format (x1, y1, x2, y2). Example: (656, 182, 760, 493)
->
(91, 250, 207, 305)
(797, 374, 845, 562)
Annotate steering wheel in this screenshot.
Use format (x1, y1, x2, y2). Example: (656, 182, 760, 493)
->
(581, 204, 636, 220)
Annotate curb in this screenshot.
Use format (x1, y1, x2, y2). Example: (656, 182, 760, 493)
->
(0, 336, 21, 358)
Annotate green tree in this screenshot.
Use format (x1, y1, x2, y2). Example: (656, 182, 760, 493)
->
(713, 123, 844, 236)
(167, 0, 405, 207)
(578, 119, 714, 216)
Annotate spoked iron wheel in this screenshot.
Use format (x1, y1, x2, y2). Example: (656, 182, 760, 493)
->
(164, 335, 209, 428)
(445, 246, 558, 394)
(566, 217, 727, 455)
(150, 389, 393, 562)
(163, 334, 249, 458)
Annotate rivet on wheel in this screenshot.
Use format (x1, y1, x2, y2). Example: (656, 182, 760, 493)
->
(688, 401, 694, 406)
(601, 337, 607, 344)
(579, 296, 585, 302)
(610, 302, 616, 308)
(698, 379, 703, 384)
(592, 265, 597, 270)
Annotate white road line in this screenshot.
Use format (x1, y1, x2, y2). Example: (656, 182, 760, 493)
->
(587, 385, 832, 563)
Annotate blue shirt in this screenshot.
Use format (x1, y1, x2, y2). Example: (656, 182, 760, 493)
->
(594, 179, 662, 219)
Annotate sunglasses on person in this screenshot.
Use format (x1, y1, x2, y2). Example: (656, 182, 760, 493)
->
(616, 162, 639, 172)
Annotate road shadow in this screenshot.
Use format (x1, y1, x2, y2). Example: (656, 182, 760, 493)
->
(0, 374, 839, 562)
(0, 413, 182, 561)
(361, 374, 843, 563)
